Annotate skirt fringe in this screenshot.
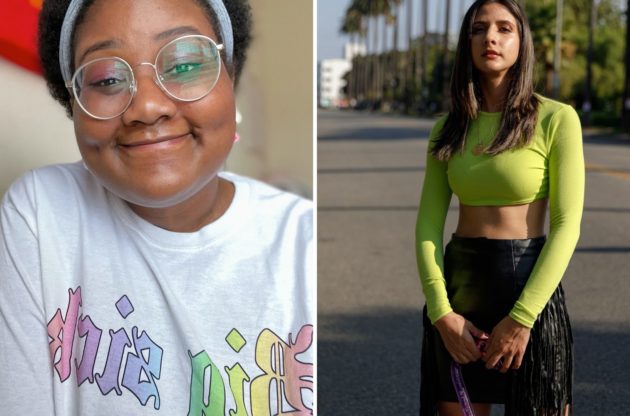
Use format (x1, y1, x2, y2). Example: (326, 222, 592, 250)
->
(506, 285, 573, 416)
(420, 285, 573, 415)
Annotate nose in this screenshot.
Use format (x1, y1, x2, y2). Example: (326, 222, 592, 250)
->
(484, 27, 498, 45)
(121, 64, 177, 125)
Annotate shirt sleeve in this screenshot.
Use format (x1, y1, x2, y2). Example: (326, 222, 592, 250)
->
(509, 105, 585, 328)
(0, 175, 55, 411)
(415, 116, 454, 324)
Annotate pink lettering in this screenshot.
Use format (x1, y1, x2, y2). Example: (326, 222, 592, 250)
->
(47, 287, 82, 382)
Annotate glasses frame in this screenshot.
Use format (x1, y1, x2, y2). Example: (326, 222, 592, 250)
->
(66, 34, 225, 120)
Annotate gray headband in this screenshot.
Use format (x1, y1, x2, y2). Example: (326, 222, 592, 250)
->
(59, 0, 234, 83)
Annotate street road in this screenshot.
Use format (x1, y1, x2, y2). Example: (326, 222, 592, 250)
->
(318, 109, 630, 415)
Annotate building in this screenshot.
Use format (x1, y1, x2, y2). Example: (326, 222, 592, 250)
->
(318, 59, 352, 108)
(318, 42, 366, 108)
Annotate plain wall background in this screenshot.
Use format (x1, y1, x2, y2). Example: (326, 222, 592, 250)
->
(0, 0, 313, 198)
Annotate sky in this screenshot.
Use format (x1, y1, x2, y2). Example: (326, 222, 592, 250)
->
(317, 1, 352, 60)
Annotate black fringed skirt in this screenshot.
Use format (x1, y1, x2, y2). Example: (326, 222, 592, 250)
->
(420, 235, 573, 415)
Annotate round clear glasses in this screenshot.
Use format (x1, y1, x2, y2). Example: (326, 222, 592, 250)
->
(67, 35, 224, 120)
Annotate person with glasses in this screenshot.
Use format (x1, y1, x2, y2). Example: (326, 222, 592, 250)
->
(0, 0, 313, 414)
(415, 1, 583, 415)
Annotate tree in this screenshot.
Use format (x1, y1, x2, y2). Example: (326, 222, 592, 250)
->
(341, 5, 365, 101)
(341, 0, 371, 102)
(384, 0, 403, 106)
(526, 2, 557, 95)
(624, 0, 630, 128)
(441, 0, 452, 111)
(527, 0, 624, 116)
(371, 0, 393, 103)
(418, 0, 429, 112)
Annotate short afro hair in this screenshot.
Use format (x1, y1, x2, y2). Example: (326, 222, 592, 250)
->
(38, 0, 252, 118)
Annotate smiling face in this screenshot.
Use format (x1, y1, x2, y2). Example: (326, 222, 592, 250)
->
(470, 2, 521, 82)
(72, 0, 235, 210)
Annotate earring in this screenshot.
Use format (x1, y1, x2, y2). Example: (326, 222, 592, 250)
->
(233, 133, 240, 143)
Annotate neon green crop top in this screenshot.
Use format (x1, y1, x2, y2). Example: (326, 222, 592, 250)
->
(415, 96, 584, 328)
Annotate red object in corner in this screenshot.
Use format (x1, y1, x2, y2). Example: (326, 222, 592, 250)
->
(0, 0, 43, 74)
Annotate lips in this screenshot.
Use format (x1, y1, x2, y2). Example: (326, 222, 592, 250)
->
(483, 50, 500, 58)
(116, 133, 194, 156)
(120, 133, 191, 148)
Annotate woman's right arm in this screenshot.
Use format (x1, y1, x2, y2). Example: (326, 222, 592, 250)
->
(415, 117, 453, 324)
(0, 177, 54, 411)
(415, 118, 485, 363)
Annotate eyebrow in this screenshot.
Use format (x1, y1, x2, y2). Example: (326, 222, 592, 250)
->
(473, 20, 516, 27)
(77, 26, 204, 65)
(154, 26, 203, 41)
(78, 40, 118, 65)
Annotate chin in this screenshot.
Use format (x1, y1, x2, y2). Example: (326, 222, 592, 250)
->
(107, 175, 216, 209)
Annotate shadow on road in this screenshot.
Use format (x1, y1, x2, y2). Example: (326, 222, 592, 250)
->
(318, 308, 630, 415)
(575, 246, 630, 253)
(318, 166, 425, 174)
(318, 126, 432, 142)
(583, 207, 630, 213)
(584, 134, 630, 147)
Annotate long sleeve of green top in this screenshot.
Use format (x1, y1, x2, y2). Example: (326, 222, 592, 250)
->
(416, 116, 454, 324)
(415, 98, 584, 328)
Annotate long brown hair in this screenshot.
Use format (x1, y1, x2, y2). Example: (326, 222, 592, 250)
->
(432, 0, 539, 161)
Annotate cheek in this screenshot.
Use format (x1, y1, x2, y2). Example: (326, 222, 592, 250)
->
(193, 79, 236, 139)
(506, 38, 520, 61)
(471, 38, 481, 53)
(470, 41, 484, 66)
(471, 38, 486, 57)
(73, 113, 118, 149)
(192, 102, 235, 141)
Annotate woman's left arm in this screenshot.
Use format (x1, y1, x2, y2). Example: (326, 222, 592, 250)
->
(510, 105, 585, 327)
(484, 105, 584, 371)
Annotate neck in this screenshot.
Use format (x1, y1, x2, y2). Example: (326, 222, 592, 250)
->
(128, 177, 235, 232)
(479, 75, 510, 112)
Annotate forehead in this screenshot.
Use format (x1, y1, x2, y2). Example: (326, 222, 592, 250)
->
(474, 2, 518, 24)
(74, 0, 217, 54)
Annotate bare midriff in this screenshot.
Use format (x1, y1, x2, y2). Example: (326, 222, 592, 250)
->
(455, 198, 548, 239)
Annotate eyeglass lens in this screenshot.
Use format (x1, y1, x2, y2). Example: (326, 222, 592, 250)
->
(72, 36, 221, 119)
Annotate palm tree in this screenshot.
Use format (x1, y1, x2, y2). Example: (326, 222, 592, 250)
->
(416, 0, 429, 112)
(340, 5, 365, 101)
(526, 2, 557, 95)
(346, 0, 417, 107)
(552, 0, 564, 98)
(441, 0, 452, 111)
(342, 0, 371, 101)
(404, 0, 414, 109)
(370, 0, 392, 104)
(389, 0, 403, 106)
(583, 0, 595, 125)
(623, 0, 630, 128)
(381, 1, 400, 105)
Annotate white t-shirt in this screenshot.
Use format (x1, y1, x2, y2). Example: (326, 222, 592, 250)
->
(0, 162, 314, 415)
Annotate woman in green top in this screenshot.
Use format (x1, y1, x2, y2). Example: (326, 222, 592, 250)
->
(415, 0, 583, 415)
